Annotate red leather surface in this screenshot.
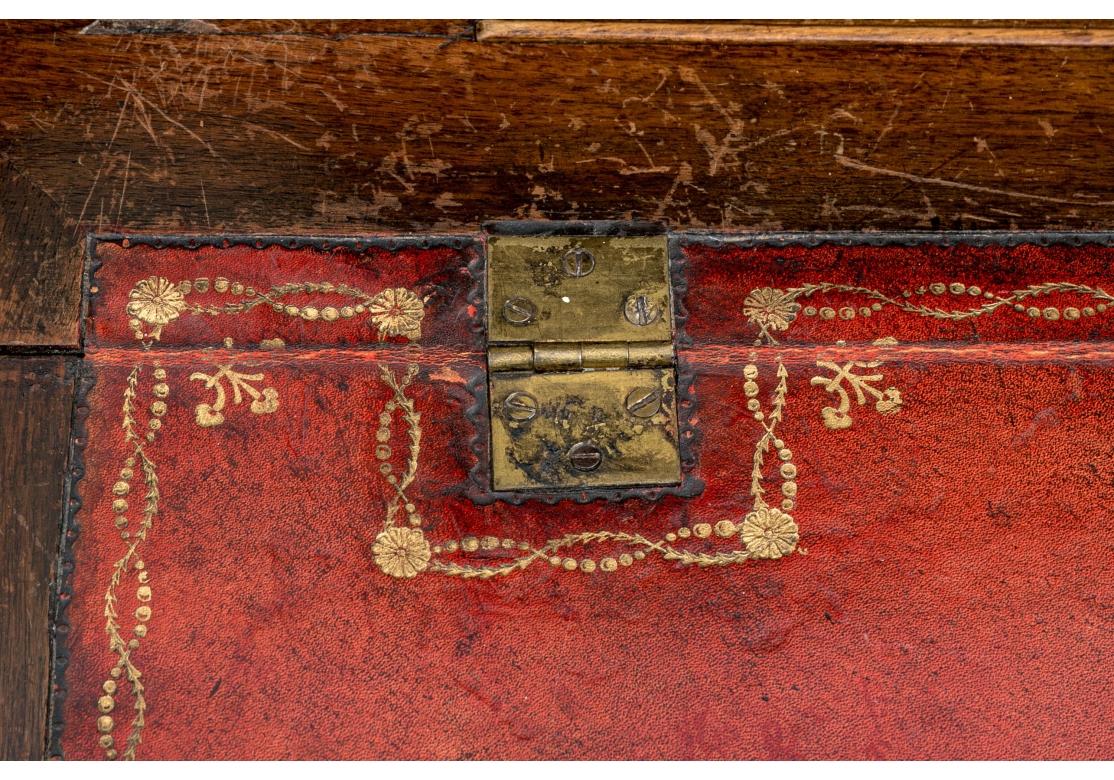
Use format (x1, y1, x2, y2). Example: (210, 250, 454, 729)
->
(63, 238, 1114, 759)
(684, 240, 1114, 346)
(89, 240, 478, 350)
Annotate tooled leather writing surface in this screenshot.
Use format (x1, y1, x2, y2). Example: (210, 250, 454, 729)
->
(58, 235, 1114, 759)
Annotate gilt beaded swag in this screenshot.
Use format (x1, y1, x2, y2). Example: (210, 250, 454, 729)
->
(59, 234, 1114, 760)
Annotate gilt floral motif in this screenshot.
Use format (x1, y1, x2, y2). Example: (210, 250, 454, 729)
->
(372, 527, 432, 579)
(127, 277, 188, 341)
(189, 365, 279, 427)
(811, 354, 903, 430)
(742, 287, 799, 341)
(368, 287, 426, 340)
(740, 506, 800, 560)
(127, 277, 188, 325)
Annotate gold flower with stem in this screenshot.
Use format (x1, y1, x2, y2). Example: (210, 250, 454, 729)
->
(875, 386, 903, 415)
(368, 288, 425, 341)
(372, 526, 431, 578)
(126, 276, 188, 341)
(741, 504, 799, 560)
(743, 287, 800, 343)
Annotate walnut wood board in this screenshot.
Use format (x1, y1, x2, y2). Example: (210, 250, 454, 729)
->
(4, 26, 1114, 346)
(0, 357, 76, 760)
(478, 20, 1114, 45)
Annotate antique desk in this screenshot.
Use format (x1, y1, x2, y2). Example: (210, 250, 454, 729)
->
(1, 20, 1112, 761)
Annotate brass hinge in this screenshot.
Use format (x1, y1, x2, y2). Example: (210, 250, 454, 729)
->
(487, 341, 674, 372)
(485, 234, 682, 493)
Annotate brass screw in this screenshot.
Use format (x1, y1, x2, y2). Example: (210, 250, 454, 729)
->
(625, 387, 662, 418)
(502, 297, 537, 325)
(624, 294, 661, 326)
(561, 247, 595, 277)
(503, 391, 538, 422)
(567, 441, 603, 472)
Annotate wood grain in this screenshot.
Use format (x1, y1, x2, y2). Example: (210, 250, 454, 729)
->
(77, 19, 475, 37)
(0, 357, 75, 760)
(478, 20, 1114, 45)
(0, 161, 82, 349)
(4, 31, 1114, 246)
(1, 27, 1114, 349)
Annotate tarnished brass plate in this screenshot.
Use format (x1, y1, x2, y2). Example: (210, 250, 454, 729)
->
(487, 235, 673, 345)
(489, 367, 681, 492)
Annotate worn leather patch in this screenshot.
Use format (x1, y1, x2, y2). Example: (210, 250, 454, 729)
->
(57, 234, 1114, 759)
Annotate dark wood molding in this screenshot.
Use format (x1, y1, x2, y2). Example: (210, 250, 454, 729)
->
(0, 20, 476, 38)
(0, 161, 82, 349)
(477, 20, 1114, 45)
(3, 30, 1113, 249)
(0, 358, 75, 760)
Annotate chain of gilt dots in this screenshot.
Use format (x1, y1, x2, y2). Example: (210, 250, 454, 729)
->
(430, 519, 752, 575)
(799, 281, 1110, 322)
(742, 361, 798, 516)
(375, 396, 423, 528)
(96, 366, 168, 758)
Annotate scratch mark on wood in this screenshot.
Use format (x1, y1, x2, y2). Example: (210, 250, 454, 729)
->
(973, 137, 1005, 178)
(200, 176, 211, 228)
(868, 104, 901, 157)
(835, 154, 1114, 207)
(116, 150, 130, 225)
(81, 19, 223, 35)
(74, 158, 104, 234)
(243, 122, 310, 152)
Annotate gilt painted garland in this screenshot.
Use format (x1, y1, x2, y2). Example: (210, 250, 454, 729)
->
(90, 266, 1113, 761)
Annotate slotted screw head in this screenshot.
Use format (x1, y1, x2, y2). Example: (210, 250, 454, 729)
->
(502, 297, 537, 325)
(624, 294, 662, 326)
(561, 247, 596, 277)
(502, 391, 538, 422)
(567, 441, 603, 472)
(625, 387, 663, 418)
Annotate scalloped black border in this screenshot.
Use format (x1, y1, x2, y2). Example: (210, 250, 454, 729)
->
(674, 230, 1114, 248)
(90, 232, 478, 252)
(47, 361, 94, 759)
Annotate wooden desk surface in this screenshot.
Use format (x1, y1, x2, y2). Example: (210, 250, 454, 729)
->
(3, 19, 1114, 759)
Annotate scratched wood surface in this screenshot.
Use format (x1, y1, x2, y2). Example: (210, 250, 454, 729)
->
(478, 19, 1114, 44)
(2, 21, 1114, 758)
(0, 161, 82, 350)
(0, 358, 75, 760)
(3, 26, 1114, 346)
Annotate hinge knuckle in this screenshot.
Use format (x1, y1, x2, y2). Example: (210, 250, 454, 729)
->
(533, 344, 583, 372)
(488, 345, 532, 372)
(628, 342, 673, 368)
(582, 342, 628, 369)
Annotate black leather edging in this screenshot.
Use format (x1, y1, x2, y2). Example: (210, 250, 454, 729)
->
(90, 233, 477, 252)
(47, 361, 94, 759)
(674, 230, 1114, 248)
